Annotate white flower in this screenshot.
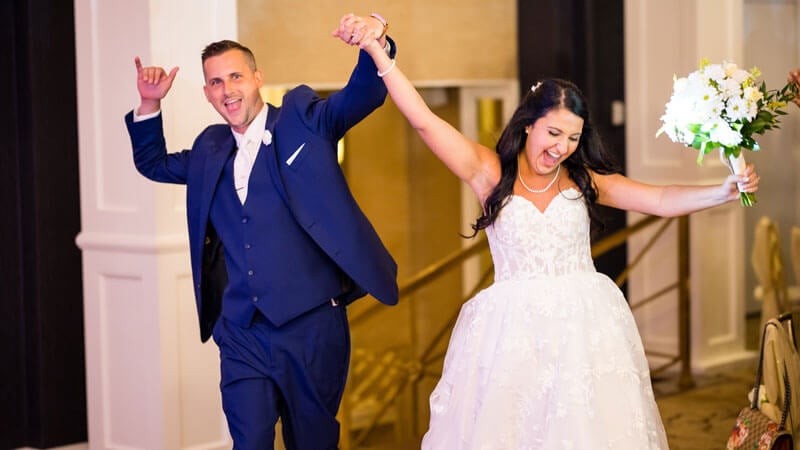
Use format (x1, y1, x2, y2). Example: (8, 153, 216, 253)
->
(743, 86, 762, 102)
(697, 88, 724, 118)
(748, 385, 770, 405)
(672, 76, 688, 93)
(723, 62, 739, 77)
(719, 78, 743, 100)
(725, 96, 750, 122)
(728, 67, 751, 85)
(704, 64, 725, 83)
(702, 117, 741, 147)
(262, 129, 272, 146)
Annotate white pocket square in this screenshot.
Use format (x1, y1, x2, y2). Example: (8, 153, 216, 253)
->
(286, 143, 305, 166)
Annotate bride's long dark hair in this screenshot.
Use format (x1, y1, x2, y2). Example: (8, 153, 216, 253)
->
(468, 78, 620, 237)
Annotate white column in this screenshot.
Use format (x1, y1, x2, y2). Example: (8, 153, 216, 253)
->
(624, 0, 754, 371)
(74, 1, 235, 448)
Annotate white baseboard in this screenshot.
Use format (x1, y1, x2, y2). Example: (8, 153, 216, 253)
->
(692, 349, 759, 373)
(15, 443, 88, 450)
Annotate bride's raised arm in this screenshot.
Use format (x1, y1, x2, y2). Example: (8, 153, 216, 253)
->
(333, 16, 500, 200)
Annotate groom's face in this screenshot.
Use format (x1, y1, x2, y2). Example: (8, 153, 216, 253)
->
(203, 49, 264, 134)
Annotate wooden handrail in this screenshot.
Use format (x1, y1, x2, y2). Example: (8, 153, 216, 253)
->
(349, 236, 490, 327)
(591, 215, 662, 257)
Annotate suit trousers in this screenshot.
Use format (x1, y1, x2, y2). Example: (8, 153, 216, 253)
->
(212, 300, 350, 450)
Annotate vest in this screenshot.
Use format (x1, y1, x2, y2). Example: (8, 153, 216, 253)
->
(208, 146, 342, 328)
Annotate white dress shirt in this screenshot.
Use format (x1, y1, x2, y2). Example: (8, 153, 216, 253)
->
(231, 103, 269, 204)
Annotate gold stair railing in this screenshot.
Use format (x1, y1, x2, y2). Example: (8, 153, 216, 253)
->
(342, 237, 494, 449)
(591, 215, 693, 389)
(340, 214, 692, 449)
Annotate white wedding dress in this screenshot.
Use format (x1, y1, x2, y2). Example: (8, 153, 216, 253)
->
(421, 190, 669, 450)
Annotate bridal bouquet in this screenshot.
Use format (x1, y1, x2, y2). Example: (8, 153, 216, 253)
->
(657, 59, 798, 206)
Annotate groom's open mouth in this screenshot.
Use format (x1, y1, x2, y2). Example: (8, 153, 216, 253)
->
(224, 97, 242, 112)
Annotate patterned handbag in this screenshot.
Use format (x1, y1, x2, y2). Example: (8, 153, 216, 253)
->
(727, 321, 794, 450)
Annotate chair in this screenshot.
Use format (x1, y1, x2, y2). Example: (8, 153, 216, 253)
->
(792, 226, 800, 309)
(752, 217, 799, 334)
(759, 313, 800, 449)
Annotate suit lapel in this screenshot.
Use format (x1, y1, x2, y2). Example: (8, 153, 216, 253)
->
(206, 134, 234, 185)
(262, 104, 289, 204)
(200, 132, 235, 222)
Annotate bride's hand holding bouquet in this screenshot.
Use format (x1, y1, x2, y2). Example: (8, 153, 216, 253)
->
(657, 59, 798, 206)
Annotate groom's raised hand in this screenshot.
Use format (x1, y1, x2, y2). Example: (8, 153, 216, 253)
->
(134, 56, 179, 115)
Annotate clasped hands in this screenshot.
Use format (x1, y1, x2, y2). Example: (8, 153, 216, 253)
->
(790, 69, 800, 107)
(332, 13, 386, 50)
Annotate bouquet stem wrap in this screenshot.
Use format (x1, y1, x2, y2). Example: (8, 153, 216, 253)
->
(721, 148, 756, 206)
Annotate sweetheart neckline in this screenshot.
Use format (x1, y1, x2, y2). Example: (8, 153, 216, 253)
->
(510, 187, 579, 215)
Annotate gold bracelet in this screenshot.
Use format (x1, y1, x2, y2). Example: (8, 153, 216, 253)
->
(369, 13, 389, 40)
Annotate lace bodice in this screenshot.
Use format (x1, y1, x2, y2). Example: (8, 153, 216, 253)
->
(487, 189, 596, 281)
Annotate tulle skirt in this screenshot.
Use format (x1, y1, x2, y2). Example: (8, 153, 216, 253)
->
(421, 272, 669, 450)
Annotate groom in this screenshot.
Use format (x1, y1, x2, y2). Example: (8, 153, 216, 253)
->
(125, 13, 398, 449)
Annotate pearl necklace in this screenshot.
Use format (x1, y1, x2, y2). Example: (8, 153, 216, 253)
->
(518, 164, 561, 194)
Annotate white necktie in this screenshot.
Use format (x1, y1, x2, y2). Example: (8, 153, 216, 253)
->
(233, 138, 259, 204)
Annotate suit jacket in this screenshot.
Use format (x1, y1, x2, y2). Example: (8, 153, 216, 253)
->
(125, 44, 398, 342)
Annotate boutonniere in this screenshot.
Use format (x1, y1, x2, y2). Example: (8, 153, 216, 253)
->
(263, 129, 273, 147)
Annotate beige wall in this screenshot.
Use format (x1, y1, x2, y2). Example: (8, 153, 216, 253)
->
(238, 0, 517, 84)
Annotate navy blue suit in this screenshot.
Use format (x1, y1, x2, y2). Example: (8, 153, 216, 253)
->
(125, 44, 398, 449)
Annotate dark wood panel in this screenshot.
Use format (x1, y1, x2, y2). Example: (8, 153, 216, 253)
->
(517, 0, 627, 288)
(0, 0, 87, 447)
(0, 0, 27, 446)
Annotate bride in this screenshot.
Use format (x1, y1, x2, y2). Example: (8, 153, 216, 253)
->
(334, 15, 760, 449)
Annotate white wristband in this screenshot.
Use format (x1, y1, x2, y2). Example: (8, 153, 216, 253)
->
(378, 59, 396, 78)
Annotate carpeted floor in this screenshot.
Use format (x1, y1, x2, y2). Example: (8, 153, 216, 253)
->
(652, 313, 773, 450)
(356, 315, 789, 449)
(654, 361, 758, 450)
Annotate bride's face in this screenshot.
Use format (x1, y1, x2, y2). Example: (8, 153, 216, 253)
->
(522, 107, 583, 176)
